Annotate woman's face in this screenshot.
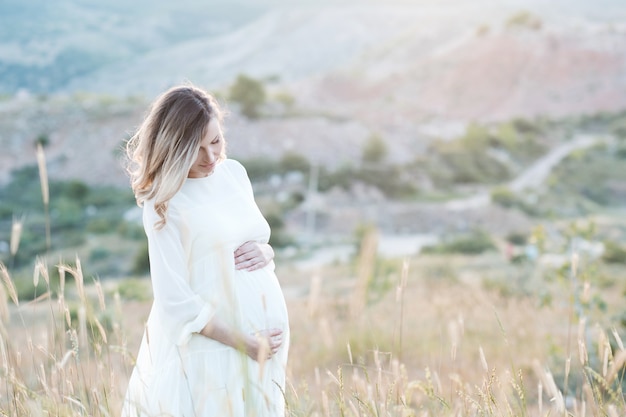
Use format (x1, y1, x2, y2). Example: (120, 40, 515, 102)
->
(188, 118, 224, 178)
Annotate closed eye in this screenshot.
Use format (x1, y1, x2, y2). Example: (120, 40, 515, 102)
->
(211, 135, 220, 144)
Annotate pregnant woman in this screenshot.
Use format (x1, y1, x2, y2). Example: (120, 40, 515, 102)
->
(121, 85, 289, 417)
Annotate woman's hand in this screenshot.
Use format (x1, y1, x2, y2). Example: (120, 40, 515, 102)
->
(200, 319, 283, 362)
(234, 241, 274, 271)
(244, 328, 283, 362)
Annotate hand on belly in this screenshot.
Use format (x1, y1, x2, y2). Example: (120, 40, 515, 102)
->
(234, 241, 274, 271)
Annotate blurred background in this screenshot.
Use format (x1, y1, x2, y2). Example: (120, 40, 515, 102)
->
(1, 0, 626, 415)
(2, 0, 626, 275)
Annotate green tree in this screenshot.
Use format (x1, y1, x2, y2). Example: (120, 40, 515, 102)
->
(274, 91, 295, 110)
(34, 134, 50, 148)
(362, 133, 388, 164)
(491, 186, 517, 208)
(279, 152, 310, 174)
(229, 74, 266, 119)
(505, 10, 542, 30)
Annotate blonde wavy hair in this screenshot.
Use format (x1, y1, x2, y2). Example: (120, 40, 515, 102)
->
(126, 85, 225, 229)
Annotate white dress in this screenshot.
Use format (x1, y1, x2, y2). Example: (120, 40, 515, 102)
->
(122, 159, 289, 417)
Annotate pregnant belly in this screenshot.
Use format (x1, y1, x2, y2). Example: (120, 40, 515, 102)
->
(231, 266, 289, 335)
(190, 258, 289, 337)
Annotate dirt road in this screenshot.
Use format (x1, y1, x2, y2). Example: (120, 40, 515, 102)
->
(444, 134, 610, 211)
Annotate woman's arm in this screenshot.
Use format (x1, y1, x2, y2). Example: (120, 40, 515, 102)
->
(144, 203, 214, 346)
(200, 318, 283, 361)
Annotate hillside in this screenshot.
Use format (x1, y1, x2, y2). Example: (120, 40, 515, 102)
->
(0, 0, 268, 94)
(2, 0, 626, 187)
(293, 12, 626, 125)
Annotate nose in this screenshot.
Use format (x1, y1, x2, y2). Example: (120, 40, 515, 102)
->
(199, 147, 214, 163)
(206, 148, 217, 163)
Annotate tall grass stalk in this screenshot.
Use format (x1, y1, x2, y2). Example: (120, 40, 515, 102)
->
(1, 231, 625, 415)
(393, 259, 408, 361)
(564, 250, 580, 402)
(0, 263, 18, 308)
(36, 142, 51, 251)
(351, 229, 377, 318)
(0, 252, 134, 416)
(9, 216, 23, 269)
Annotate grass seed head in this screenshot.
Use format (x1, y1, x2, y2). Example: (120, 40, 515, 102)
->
(10, 217, 23, 256)
(0, 262, 19, 306)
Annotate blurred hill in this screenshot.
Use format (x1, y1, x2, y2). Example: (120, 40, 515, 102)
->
(2, 0, 626, 118)
(0, 0, 268, 94)
(2, 0, 626, 278)
(2, 0, 626, 186)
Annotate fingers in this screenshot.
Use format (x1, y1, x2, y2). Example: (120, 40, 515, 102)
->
(268, 333, 283, 356)
(235, 243, 271, 271)
(235, 257, 263, 271)
(234, 242, 274, 271)
(234, 242, 261, 271)
(235, 256, 257, 270)
(234, 241, 257, 257)
(259, 328, 283, 351)
(263, 340, 281, 357)
(265, 328, 283, 338)
(252, 329, 283, 362)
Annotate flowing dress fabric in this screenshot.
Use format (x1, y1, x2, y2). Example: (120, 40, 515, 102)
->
(122, 159, 289, 417)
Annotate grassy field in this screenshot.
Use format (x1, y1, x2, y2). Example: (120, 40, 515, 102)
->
(0, 112, 625, 416)
(1, 224, 625, 416)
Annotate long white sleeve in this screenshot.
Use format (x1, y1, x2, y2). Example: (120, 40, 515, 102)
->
(143, 201, 213, 346)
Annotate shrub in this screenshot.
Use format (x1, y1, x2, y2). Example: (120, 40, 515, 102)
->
(131, 242, 150, 275)
(511, 117, 542, 135)
(229, 74, 266, 119)
(362, 133, 388, 164)
(269, 231, 294, 248)
(611, 119, 626, 140)
(318, 164, 417, 199)
(617, 144, 626, 159)
(279, 152, 310, 174)
(117, 221, 145, 240)
(115, 278, 152, 301)
(87, 217, 115, 234)
(491, 186, 517, 208)
(506, 231, 528, 246)
(239, 156, 277, 182)
(602, 241, 626, 264)
(318, 165, 355, 192)
(422, 230, 495, 255)
(505, 10, 542, 30)
(53, 180, 89, 202)
(438, 150, 510, 184)
(89, 247, 111, 262)
(264, 211, 294, 248)
(274, 91, 295, 110)
(50, 198, 84, 228)
(427, 124, 515, 185)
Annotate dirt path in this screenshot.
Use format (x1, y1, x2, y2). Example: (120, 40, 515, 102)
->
(445, 134, 609, 211)
(508, 134, 605, 191)
(282, 134, 610, 270)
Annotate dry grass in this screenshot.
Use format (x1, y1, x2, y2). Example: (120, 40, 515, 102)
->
(282, 251, 626, 417)
(0, 243, 625, 416)
(1, 82, 620, 414)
